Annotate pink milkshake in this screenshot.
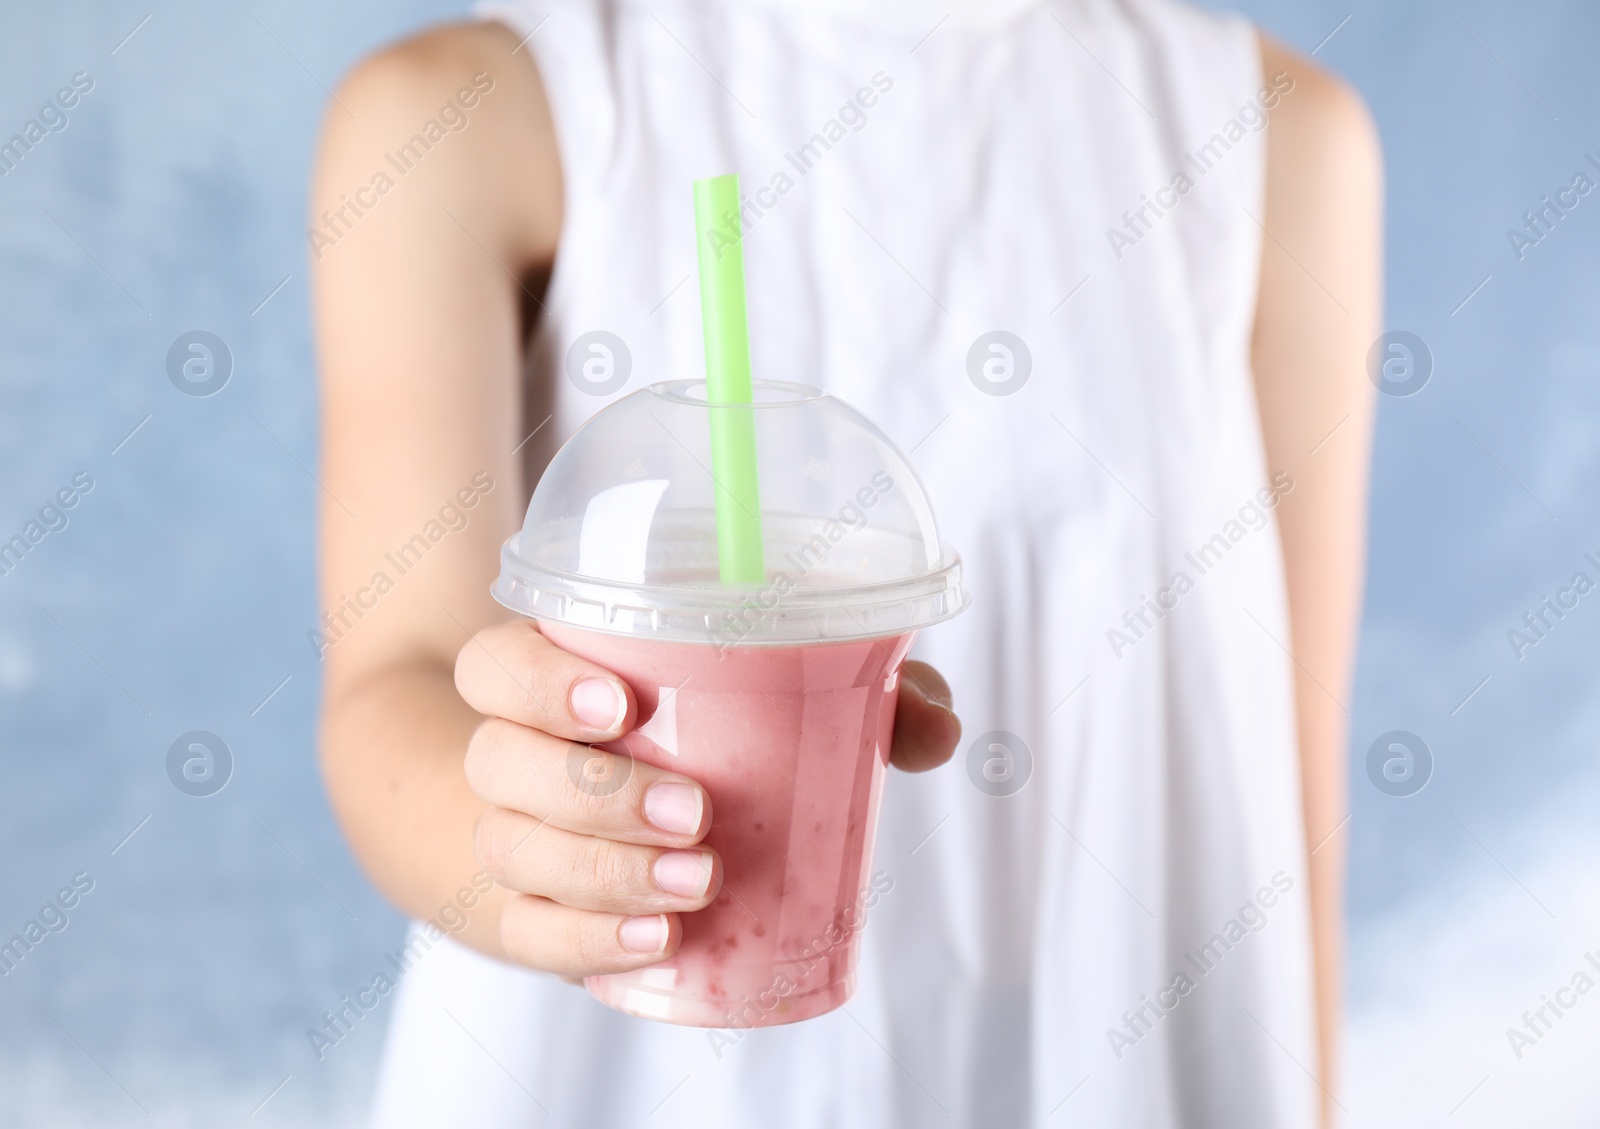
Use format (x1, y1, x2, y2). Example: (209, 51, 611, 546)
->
(493, 377, 967, 1028)
(544, 623, 913, 1027)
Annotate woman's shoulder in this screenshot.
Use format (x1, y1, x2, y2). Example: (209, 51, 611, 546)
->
(1258, 33, 1382, 192)
(316, 21, 562, 269)
(343, 20, 512, 87)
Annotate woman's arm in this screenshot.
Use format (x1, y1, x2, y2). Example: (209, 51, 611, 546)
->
(310, 21, 561, 958)
(310, 24, 962, 969)
(1253, 35, 1382, 1128)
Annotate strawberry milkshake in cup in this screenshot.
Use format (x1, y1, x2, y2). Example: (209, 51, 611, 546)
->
(491, 377, 967, 1027)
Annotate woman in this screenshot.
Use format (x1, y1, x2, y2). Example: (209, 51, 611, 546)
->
(310, 0, 1378, 1124)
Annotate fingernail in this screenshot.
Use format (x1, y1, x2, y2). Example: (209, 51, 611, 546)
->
(908, 675, 956, 718)
(618, 914, 669, 954)
(643, 782, 703, 836)
(653, 850, 713, 898)
(571, 678, 625, 732)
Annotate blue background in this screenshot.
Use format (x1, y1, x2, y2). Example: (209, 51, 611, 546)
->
(3, 0, 1598, 1124)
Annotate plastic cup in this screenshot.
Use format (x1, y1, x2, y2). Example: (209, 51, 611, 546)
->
(493, 379, 966, 1028)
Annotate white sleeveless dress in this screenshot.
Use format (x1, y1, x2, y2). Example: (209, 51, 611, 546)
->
(370, 0, 1317, 1125)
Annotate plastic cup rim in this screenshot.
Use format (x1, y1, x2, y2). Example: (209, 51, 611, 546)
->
(649, 378, 827, 407)
(499, 529, 964, 602)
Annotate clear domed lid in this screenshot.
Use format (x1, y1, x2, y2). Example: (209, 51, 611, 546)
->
(494, 380, 967, 645)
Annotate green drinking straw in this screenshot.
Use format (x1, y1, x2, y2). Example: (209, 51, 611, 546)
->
(693, 174, 766, 586)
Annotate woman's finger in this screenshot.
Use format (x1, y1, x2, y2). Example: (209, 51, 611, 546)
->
(455, 618, 636, 742)
(498, 892, 681, 979)
(889, 660, 962, 773)
(464, 716, 712, 846)
(475, 806, 721, 913)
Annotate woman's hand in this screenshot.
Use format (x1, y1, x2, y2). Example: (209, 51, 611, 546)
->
(455, 620, 961, 979)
